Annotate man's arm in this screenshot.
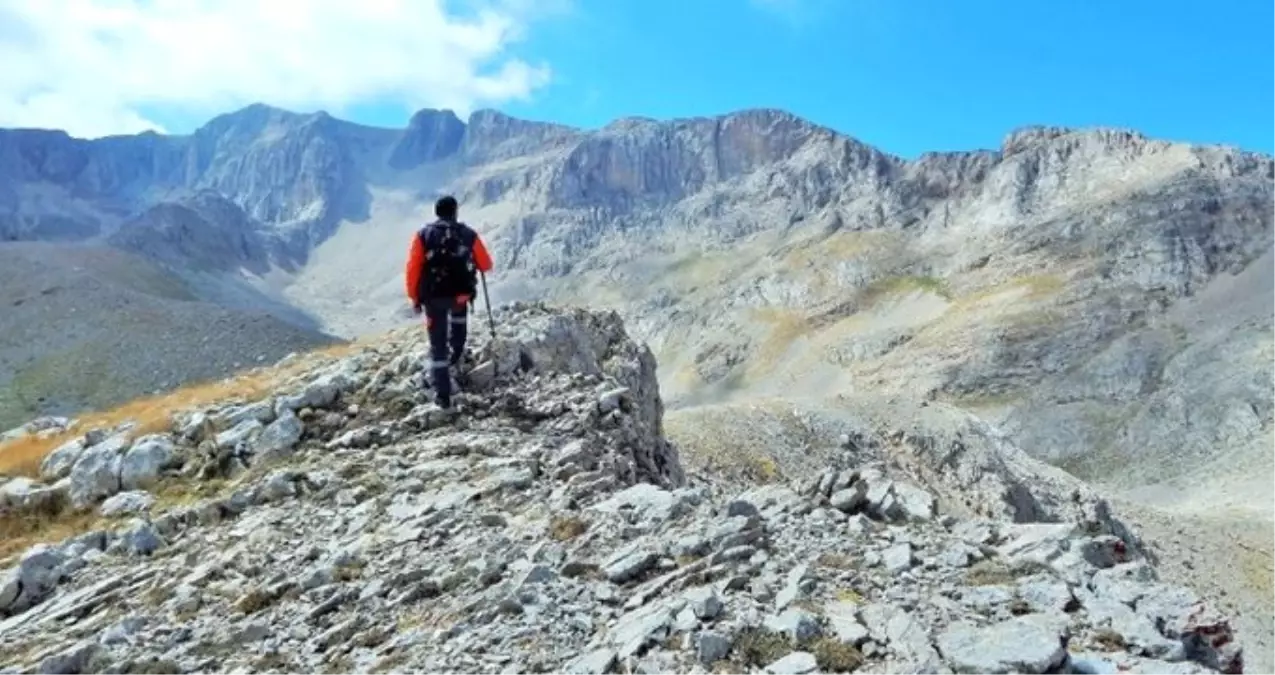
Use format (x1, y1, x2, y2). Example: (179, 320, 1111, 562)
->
(472, 234, 494, 273)
(405, 232, 426, 309)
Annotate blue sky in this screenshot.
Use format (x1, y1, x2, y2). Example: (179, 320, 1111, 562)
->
(6, 0, 1271, 155)
(475, 0, 1273, 157)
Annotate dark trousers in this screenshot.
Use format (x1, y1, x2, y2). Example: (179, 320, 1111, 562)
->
(424, 296, 469, 405)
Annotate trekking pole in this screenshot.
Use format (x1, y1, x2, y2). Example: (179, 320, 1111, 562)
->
(479, 271, 497, 340)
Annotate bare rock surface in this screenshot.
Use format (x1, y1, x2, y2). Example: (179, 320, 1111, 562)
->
(0, 306, 1247, 674)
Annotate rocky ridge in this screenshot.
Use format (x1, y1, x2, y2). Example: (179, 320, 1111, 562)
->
(4, 107, 1272, 522)
(0, 306, 1244, 674)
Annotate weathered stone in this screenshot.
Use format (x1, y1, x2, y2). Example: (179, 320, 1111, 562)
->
(119, 435, 176, 491)
(937, 614, 1069, 674)
(99, 490, 155, 518)
(252, 409, 305, 463)
(764, 651, 818, 675)
(68, 436, 129, 508)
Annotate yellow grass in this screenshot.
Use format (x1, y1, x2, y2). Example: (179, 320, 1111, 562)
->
(662, 249, 745, 295)
(951, 273, 1067, 310)
(0, 342, 358, 479)
(779, 230, 897, 268)
(0, 507, 99, 561)
(1240, 537, 1274, 597)
(746, 308, 815, 380)
(0, 340, 363, 564)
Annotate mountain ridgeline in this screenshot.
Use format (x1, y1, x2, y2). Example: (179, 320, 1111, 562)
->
(1, 104, 1272, 521)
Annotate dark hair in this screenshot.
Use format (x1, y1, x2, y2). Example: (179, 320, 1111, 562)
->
(435, 195, 459, 221)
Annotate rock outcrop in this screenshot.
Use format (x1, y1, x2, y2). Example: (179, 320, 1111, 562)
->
(0, 307, 1243, 674)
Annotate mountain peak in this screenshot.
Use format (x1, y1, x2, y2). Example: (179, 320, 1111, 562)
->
(387, 108, 466, 169)
(999, 124, 1156, 156)
(408, 108, 462, 126)
(461, 109, 579, 161)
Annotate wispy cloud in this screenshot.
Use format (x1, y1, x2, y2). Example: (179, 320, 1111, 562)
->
(0, 0, 568, 138)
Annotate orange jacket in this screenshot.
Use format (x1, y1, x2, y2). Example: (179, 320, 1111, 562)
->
(405, 224, 494, 304)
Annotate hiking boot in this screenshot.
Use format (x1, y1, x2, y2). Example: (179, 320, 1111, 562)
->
(437, 397, 463, 415)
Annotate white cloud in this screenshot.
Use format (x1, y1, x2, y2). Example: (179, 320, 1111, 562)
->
(0, 0, 561, 138)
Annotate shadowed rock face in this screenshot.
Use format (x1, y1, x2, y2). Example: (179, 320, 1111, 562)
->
(388, 109, 465, 170)
(1, 105, 1271, 520)
(109, 192, 275, 275)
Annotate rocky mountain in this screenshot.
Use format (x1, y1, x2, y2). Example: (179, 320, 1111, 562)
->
(0, 305, 1247, 674)
(1, 104, 1271, 669)
(9, 104, 1271, 504)
(0, 242, 338, 431)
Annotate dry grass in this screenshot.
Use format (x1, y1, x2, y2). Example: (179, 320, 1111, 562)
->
(547, 514, 589, 541)
(666, 401, 808, 484)
(663, 248, 746, 293)
(780, 231, 894, 268)
(902, 272, 1070, 352)
(0, 342, 358, 478)
(811, 637, 865, 673)
(859, 275, 952, 304)
(946, 273, 1068, 315)
(0, 341, 360, 563)
(779, 230, 899, 296)
(746, 308, 815, 380)
(814, 553, 857, 570)
(747, 455, 782, 483)
(0, 475, 243, 566)
(964, 560, 1017, 586)
(964, 559, 1056, 586)
(731, 627, 792, 668)
(0, 506, 100, 562)
(834, 588, 866, 604)
(1089, 627, 1127, 652)
(1239, 538, 1274, 597)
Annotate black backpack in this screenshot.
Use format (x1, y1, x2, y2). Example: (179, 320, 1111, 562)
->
(419, 220, 477, 298)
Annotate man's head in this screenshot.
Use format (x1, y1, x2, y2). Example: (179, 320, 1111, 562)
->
(435, 195, 459, 222)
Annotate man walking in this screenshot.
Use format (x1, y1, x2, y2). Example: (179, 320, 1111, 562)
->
(405, 195, 494, 409)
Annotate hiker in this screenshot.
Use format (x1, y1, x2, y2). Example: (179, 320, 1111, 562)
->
(405, 195, 494, 409)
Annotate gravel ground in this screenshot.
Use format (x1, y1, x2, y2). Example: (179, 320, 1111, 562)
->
(1113, 499, 1274, 674)
(0, 242, 340, 430)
